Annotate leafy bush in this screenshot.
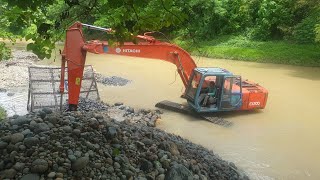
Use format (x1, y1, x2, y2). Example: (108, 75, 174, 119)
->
(0, 106, 7, 121)
(0, 42, 11, 61)
(293, 11, 320, 43)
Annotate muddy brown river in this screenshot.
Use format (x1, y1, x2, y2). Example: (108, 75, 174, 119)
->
(76, 54, 320, 180)
(17, 47, 320, 179)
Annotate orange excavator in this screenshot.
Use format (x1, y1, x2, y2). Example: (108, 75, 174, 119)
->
(59, 22, 268, 124)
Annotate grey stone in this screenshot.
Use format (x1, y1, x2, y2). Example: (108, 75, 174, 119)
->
(89, 117, 99, 128)
(0, 161, 4, 170)
(31, 159, 49, 173)
(34, 123, 50, 133)
(124, 170, 134, 177)
(72, 156, 89, 171)
(0, 88, 7, 92)
(114, 102, 123, 106)
(0, 141, 8, 149)
(199, 175, 207, 180)
(56, 172, 64, 178)
(47, 172, 56, 178)
(136, 176, 147, 180)
(29, 120, 37, 129)
(72, 129, 81, 136)
(62, 126, 72, 133)
(1, 135, 11, 142)
(142, 138, 153, 146)
(156, 174, 165, 180)
(42, 107, 53, 114)
(57, 167, 67, 173)
(1, 168, 17, 178)
(94, 163, 102, 169)
(38, 110, 46, 119)
(107, 166, 114, 173)
(74, 151, 82, 157)
(114, 162, 121, 169)
(44, 114, 59, 124)
(19, 144, 26, 151)
(21, 173, 40, 180)
(10, 133, 24, 144)
(94, 113, 104, 120)
(21, 129, 32, 136)
(107, 126, 117, 139)
(165, 164, 192, 180)
(158, 168, 165, 174)
(13, 162, 25, 171)
(7, 92, 15, 96)
(24, 137, 40, 148)
(22, 168, 30, 174)
(10, 116, 30, 126)
(68, 155, 77, 162)
(140, 158, 153, 172)
(127, 107, 134, 113)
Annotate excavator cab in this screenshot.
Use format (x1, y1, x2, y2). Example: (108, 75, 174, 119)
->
(185, 68, 242, 113)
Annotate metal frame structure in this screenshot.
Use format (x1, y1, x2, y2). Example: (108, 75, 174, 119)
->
(27, 65, 99, 112)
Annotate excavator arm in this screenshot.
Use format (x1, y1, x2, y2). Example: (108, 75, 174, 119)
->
(60, 22, 197, 110)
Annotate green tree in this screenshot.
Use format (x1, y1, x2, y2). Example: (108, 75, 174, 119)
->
(0, 0, 188, 59)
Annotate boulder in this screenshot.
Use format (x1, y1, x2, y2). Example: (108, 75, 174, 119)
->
(21, 173, 40, 180)
(72, 157, 89, 171)
(31, 159, 49, 173)
(0, 141, 8, 149)
(10, 133, 24, 144)
(0, 168, 17, 179)
(10, 116, 30, 126)
(165, 164, 193, 180)
(24, 137, 40, 148)
(33, 123, 50, 133)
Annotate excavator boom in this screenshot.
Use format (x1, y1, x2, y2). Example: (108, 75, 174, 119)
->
(60, 22, 197, 110)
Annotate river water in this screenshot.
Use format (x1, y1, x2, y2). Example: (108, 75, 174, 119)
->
(75, 54, 320, 180)
(6, 45, 320, 179)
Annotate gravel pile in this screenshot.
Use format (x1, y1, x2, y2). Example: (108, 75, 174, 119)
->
(0, 50, 40, 88)
(0, 107, 248, 180)
(95, 74, 131, 86)
(77, 98, 109, 112)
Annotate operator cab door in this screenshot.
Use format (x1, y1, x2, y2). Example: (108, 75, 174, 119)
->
(220, 76, 242, 110)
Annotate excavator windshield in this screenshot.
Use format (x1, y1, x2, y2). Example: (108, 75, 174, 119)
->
(185, 71, 202, 102)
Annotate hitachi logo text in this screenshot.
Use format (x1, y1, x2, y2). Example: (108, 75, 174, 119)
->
(122, 49, 141, 53)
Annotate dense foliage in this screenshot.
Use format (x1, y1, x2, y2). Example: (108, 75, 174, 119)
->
(0, 0, 319, 61)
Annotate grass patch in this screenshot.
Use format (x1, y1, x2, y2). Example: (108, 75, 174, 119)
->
(0, 106, 7, 121)
(174, 35, 320, 67)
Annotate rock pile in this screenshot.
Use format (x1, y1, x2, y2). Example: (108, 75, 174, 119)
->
(0, 108, 248, 180)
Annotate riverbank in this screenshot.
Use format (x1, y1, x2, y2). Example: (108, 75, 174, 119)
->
(175, 36, 320, 67)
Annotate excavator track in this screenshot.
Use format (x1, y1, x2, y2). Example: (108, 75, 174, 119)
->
(155, 100, 233, 127)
